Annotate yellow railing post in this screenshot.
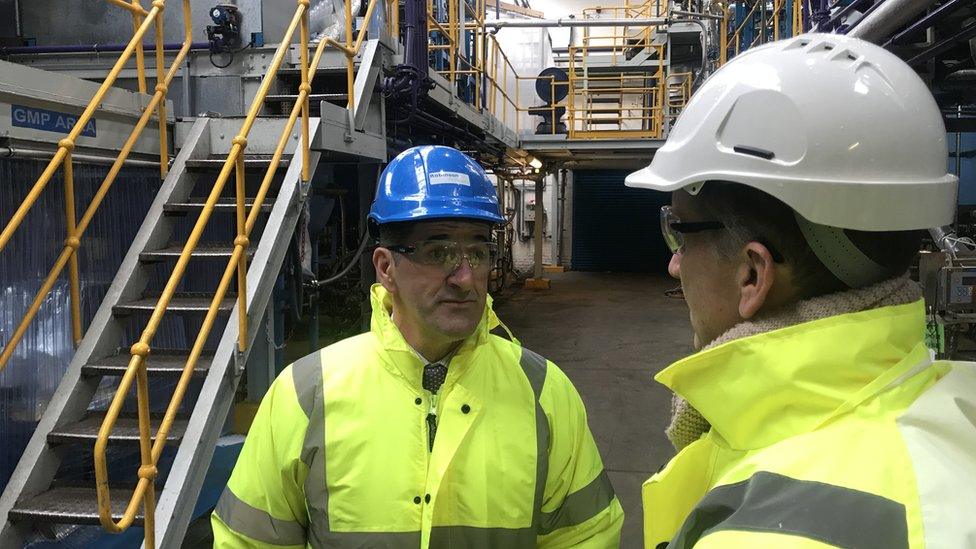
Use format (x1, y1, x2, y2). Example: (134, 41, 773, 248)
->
(235, 153, 249, 352)
(720, 6, 729, 65)
(62, 143, 83, 347)
(153, 0, 169, 178)
(300, 0, 311, 181)
(135, 354, 157, 549)
(131, 0, 148, 94)
(345, 0, 355, 114)
(773, 0, 781, 40)
(503, 60, 509, 129)
(794, 0, 803, 36)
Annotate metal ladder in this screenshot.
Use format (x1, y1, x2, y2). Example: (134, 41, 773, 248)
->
(0, 117, 321, 548)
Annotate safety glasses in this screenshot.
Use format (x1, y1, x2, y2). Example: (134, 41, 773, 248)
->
(388, 240, 498, 274)
(660, 205, 726, 254)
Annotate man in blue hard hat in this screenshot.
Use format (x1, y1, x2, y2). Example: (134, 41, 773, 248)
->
(213, 145, 623, 547)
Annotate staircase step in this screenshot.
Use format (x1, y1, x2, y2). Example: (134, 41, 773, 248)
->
(184, 157, 290, 171)
(83, 350, 212, 377)
(113, 293, 236, 316)
(265, 93, 347, 103)
(48, 413, 188, 446)
(140, 243, 255, 262)
(9, 486, 144, 526)
(164, 197, 273, 214)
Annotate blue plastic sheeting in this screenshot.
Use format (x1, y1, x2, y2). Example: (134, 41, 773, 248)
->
(949, 132, 976, 205)
(0, 158, 160, 492)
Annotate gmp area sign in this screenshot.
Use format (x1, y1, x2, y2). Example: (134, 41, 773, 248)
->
(11, 105, 97, 137)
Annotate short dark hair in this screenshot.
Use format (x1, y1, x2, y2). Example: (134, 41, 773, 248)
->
(378, 222, 417, 247)
(692, 181, 921, 299)
(377, 220, 494, 248)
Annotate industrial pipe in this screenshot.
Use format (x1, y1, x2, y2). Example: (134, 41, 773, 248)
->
(846, 0, 940, 43)
(671, 9, 724, 20)
(1, 41, 210, 56)
(930, 226, 974, 259)
(885, 0, 971, 45)
(3, 146, 160, 168)
(485, 17, 667, 28)
(906, 19, 976, 66)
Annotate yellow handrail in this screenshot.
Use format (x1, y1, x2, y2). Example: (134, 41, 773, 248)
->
(321, 0, 381, 113)
(93, 0, 386, 545)
(105, 0, 148, 15)
(0, 0, 190, 372)
(726, 0, 794, 61)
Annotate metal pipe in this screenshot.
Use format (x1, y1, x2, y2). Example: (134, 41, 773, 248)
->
(485, 17, 667, 28)
(930, 226, 972, 259)
(3, 146, 161, 167)
(182, 57, 192, 117)
(906, 19, 976, 65)
(955, 106, 962, 178)
(671, 17, 709, 84)
(846, 0, 939, 43)
(312, 232, 371, 287)
(14, 0, 21, 37)
(671, 9, 724, 20)
(823, 0, 870, 31)
(556, 169, 567, 267)
(533, 177, 544, 280)
(1, 41, 209, 55)
(886, 0, 970, 45)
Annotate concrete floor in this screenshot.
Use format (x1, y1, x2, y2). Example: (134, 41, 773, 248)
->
(494, 271, 694, 549)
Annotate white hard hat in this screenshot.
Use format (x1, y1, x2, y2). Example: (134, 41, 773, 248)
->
(625, 33, 958, 232)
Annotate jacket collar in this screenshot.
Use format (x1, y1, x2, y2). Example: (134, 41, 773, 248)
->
(369, 284, 504, 386)
(656, 299, 930, 451)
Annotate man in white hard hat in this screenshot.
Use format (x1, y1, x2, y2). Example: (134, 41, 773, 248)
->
(627, 34, 976, 548)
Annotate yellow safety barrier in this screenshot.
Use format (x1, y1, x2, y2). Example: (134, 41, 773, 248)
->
(479, 0, 673, 140)
(579, 0, 662, 65)
(428, 0, 488, 108)
(92, 0, 381, 545)
(0, 0, 190, 372)
(723, 0, 806, 64)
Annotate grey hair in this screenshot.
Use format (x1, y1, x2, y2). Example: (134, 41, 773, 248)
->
(690, 182, 920, 298)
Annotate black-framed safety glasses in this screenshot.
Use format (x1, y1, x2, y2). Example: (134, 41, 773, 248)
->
(660, 205, 726, 254)
(388, 240, 498, 274)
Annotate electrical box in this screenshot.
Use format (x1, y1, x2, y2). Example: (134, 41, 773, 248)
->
(939, 265, 976, 313)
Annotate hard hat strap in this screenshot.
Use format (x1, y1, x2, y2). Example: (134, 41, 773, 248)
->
(795, 212, 888, 289)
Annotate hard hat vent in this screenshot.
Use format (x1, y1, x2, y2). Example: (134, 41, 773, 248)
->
(733, 145, 776, 160)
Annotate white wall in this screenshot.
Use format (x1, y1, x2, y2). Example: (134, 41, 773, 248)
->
(529, 0, 630, 48)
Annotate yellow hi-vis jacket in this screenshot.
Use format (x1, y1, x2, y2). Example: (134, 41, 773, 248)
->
(213, 284, 623, 548)
(644, 300, 976, 548)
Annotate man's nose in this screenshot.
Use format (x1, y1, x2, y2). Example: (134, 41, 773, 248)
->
(447, 259, 475, 289)
(668, 252, 681, 280)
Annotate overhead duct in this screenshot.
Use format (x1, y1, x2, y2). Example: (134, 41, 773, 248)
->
(309, 0, 363, 42)
(846, 0, 940, 43)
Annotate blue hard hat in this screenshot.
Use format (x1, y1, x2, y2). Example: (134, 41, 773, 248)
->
(369, 146, 504, 226)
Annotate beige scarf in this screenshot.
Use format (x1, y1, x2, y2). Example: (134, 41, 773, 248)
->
(665, 275, 923, 451)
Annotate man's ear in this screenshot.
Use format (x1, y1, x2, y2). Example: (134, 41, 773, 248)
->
(735, 241, 777, 319)
(374, 247, 398, 294)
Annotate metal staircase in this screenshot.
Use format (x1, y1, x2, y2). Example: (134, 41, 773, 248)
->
(0, 117, 321, 547)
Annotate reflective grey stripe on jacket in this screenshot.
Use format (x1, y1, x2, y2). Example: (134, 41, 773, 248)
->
(667, 471, 909, 549)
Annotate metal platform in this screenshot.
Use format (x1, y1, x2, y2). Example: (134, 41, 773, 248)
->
(519, 134, 665, 168)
